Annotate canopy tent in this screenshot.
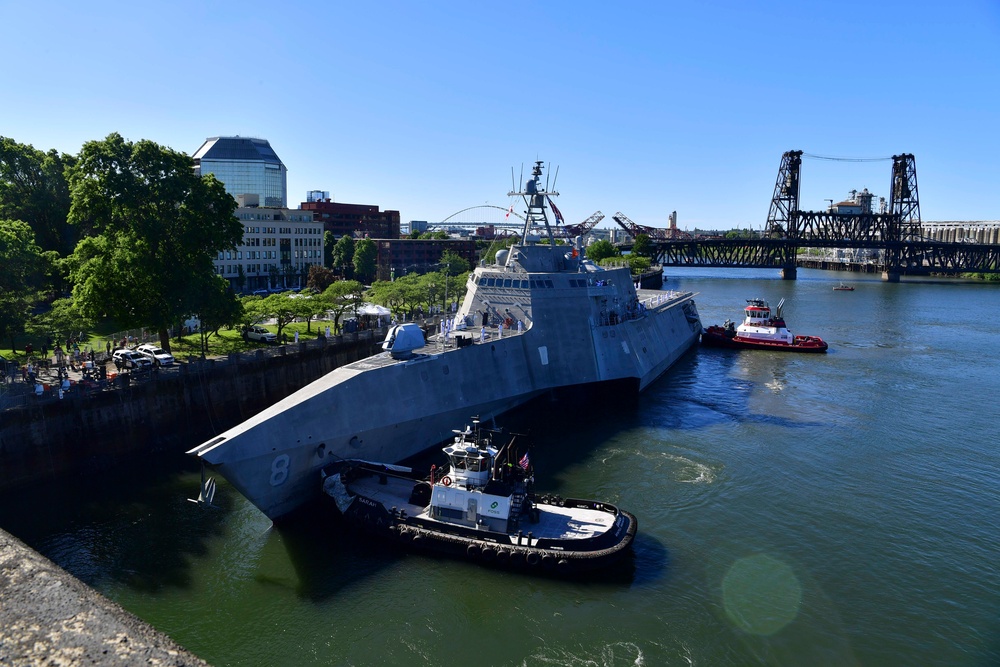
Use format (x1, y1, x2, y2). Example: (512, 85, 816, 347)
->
(357, 303, 391, 316)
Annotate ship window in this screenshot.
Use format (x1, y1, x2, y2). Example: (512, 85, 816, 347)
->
(503, 279, 512, 288)
(479, 278, 487, 285)
(545, 280, 554, 288)
(487, 278, 496, 287)
(467, 457, 483, 472)
(529, 280, 537, 288)
(451, 455, 467, 470)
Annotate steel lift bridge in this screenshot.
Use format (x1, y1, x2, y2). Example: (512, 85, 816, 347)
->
(645, 151, 1000, 280)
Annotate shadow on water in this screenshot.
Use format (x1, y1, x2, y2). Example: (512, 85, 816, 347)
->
(0, 451, 231, 592)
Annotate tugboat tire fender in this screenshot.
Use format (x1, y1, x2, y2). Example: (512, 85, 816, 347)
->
(495, 549, 509, 564)
(466, 544, 481, 559)
(526, 551, 541, 566)
(481, 546, 497, 561)
(508, 551, 525, 567)
(540, 553, 555, 568)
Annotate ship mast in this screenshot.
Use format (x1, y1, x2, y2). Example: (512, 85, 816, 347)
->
(509, 161, 558, 246)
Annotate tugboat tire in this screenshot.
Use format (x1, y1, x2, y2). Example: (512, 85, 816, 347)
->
(557, 559, 570, 571)
(509, 551, 525, 567)
(526, 551, 541, 566)
(466, 544, 481, 559)
(481, 547, 497, 561)
(541, 553, 554, 568)
(495, 549, 509, 564)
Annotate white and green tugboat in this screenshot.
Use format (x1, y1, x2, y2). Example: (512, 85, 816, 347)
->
(322, 418, 637, 574)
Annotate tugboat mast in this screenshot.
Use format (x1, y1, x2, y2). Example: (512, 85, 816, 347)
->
(509, 160, 558, 247)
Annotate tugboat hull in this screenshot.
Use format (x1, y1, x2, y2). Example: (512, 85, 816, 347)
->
(701, 326, 828, 352)
(323, 463, 637, 575)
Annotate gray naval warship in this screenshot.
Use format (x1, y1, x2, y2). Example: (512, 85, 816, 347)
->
(189, 161, 702, 519)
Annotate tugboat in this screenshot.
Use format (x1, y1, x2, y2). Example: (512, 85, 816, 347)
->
(701, 298, 828, 352)
(320, 418, 637, 574)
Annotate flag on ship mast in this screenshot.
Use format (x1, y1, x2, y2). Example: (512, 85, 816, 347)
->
(504, 204, 514, 220)
(518, 452, 530, 470)
(547, 196, 564, 225)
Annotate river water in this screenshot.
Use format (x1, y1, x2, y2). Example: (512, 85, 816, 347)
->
(3, 268, 999, 666)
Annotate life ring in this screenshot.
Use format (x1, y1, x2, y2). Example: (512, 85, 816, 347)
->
(441, 476, 452, 487)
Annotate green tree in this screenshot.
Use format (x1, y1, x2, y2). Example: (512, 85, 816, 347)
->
(189, 273, 243, 355)
(0, 137, 76, 256)
(323, 230, 335, 267)
(353, 237, 377, 284)
(66, 133, 242, 353)
(243, 292, 312, 342)
(332, 235, 355, 278)
(367, 273, 425, 319)
(439, 249, 470, 276)
(28, 297, 95, 347)
(631, 234, 652, 259)
(0, 219, 45, 350)
(320, 280, 364, 333)
(585, 239, 620, 263)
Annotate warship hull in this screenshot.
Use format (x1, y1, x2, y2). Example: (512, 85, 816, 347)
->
(189, 162, 701, 520)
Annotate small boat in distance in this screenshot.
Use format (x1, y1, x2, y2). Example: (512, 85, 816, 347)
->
(321, 418, 637, 575)
(833, 283, 855, 291)
(701, 298, 828, 352)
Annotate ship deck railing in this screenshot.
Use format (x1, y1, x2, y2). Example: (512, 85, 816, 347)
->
(593, 289, 689, 327)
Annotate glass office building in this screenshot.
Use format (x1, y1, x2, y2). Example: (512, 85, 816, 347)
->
(192, 137, 287, 208)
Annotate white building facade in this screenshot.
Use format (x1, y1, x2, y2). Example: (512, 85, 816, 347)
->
(214, 204, 325, 293)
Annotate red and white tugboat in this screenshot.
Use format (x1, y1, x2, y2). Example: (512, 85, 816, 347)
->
(321, 418, 636, 574)
(701, 298, 828, 352)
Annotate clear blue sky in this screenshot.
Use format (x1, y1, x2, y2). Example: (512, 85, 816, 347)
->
(4, 1, 999, 229)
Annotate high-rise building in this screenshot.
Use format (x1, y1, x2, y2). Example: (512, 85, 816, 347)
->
(193, 136, 288, 208)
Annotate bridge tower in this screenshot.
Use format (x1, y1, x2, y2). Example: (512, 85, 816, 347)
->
(883, 154, 922, 281)
(765, 150, 803, 279)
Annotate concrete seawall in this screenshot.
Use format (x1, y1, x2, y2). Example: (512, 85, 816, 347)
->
(0, 332, 392, 494)
(1, 527, 210, 666)
(0, 329, 411, 665)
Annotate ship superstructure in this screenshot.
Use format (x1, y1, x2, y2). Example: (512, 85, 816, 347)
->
(189, 162, 702, 519)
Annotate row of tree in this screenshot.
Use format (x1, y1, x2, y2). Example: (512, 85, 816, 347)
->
(1, 133, 247, 353)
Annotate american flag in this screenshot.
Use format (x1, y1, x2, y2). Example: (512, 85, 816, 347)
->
(547, 196, 564, 225)
(518, 452, 530, 470)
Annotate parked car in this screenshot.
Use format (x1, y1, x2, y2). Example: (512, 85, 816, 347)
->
(243, 325, 277, 344)
(135, 343, 174, 367)
(112, 349, 153, 370)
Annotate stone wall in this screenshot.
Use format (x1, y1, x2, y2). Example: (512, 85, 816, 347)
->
(0, 333, 390, 494)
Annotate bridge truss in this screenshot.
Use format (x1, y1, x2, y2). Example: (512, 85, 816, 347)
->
(643, 151, 1000, 277)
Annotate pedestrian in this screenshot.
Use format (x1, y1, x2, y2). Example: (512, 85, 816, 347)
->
(41, 341, 48, 360)
(106, 341, 111, 356)
(481, 310, 488, 328)
(325, 325, 331, 338)
(294, 330, 299, 344)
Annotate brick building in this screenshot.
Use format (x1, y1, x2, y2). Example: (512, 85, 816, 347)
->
(300, 199, 401, 240)
(375, 239, 479, 281)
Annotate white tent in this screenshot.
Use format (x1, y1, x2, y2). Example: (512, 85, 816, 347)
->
(357, 303, 391, 316)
